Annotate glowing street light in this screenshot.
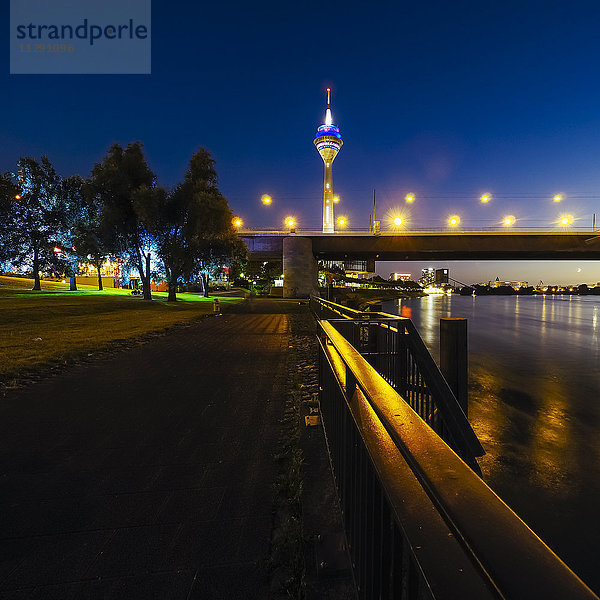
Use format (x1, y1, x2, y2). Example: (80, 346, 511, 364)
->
(15, 194, 21, 200)
(560, 215, 573, 226)
(285, 217, 295, 231)
(333, 195, 340, 203)
(337, 216, 347, 227)
(503, 215, 515, 226)
(480, 194, 490, 203)
(448, 215, 460, 227)
(405, 193, 415, 203)
(232, 217, 243, 228)
(393, 216, 403, 226)
(554, 195, 562, 203)
(261, 194, 272, 205)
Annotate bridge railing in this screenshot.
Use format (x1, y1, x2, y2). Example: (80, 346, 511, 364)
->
(310, 296, 483, 470)
(317, 317, 597, 599)
(241, 226, 600, 234)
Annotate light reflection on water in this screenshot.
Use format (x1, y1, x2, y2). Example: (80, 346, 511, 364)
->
(382, 295, 600, 593)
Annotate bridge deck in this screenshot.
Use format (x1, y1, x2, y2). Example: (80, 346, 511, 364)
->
(242, 231, 600, 261)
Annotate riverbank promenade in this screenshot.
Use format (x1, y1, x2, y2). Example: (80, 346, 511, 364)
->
(0, 299, 308, 599)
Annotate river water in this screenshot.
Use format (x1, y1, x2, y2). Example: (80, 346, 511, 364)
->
(382, 294, 600, 593)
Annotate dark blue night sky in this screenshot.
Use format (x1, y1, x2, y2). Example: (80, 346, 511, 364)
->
(4, 0, 600, 282)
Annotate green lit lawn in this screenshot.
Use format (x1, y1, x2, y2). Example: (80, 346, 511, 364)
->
(0, 276, 243, 380)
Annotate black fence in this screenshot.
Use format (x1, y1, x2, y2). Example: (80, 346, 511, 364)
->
(313, 297, 597, 600)
(311, 297, 483, 470)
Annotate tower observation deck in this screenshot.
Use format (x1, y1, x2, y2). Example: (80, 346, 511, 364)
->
(314, 88, 343, 233)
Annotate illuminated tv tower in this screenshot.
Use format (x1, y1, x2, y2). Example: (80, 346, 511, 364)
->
(314, 88, 343, 233)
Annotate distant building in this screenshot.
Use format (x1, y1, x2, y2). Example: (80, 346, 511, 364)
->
(420, 267, 448, 286)
(435, 268, 449, 284)
(489, 278, 529, 289)
(420, 268, 434, 285)
(390, 272, 411, 281)
(321, 259, 375, 280)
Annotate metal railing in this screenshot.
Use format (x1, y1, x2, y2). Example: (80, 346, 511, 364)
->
(311, 296, 483, 471)
(240, 226, 600, 234)
(316, 316, 597, 599)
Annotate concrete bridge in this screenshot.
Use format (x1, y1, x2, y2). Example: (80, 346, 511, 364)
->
(241, 230, 600, 297)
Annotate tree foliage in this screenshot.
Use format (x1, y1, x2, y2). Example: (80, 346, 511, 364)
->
(87, 142, 157, 299)
(2, 145, 247, 298)
(149, 148, 246, 300)
(245, 260, 282, 293)
(1, 156, 74, 290)
(69, 175, 119, 291)
(0, 173, 19, 265)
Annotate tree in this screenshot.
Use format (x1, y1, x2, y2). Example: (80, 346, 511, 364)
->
(1, 157, 72, 290)
(88, 142, 156, 300)
(318, 262, 345, 283)
(245, 260, 282, 294)
(148, 148, 246, 301)
(0, 173, 19, 267)
(400, 279, 423, 290)
(58, 175, 87, 291)
(71, 177, 116, 291)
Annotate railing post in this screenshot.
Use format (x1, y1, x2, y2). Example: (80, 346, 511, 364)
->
(396, 322, 408, 398)
(440, 318, 468, 417)
(346, 364, 357, 398)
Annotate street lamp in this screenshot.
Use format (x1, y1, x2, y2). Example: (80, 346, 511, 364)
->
(15, 194, 21, 200)
(393, 216, 403, 226)
(448, 215, 460, 227)
(560, 215, 573, 226)
(554, 195, 562, 203)
(503, 215, 515, 226)
(480, 194, 490, 203)
(337, 216, 347, 227)
(405, 193, 415, 203)
(232, 217, 243, 228)
(285, 217, 296, 233)
(333, 195, 340, 203)
(261, 194, 272, 205)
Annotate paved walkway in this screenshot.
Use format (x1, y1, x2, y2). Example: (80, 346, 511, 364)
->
(0, 301, 300, 599)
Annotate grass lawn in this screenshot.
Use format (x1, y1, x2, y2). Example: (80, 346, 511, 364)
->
(0, 275, 244, 380)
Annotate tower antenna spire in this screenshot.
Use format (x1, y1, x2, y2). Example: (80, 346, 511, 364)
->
(325, 88, 333, 126)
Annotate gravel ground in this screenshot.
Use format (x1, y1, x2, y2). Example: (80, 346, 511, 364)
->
(284, 311, 356, 599)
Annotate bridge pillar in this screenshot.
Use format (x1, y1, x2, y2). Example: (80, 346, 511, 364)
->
(283, 236, 318, 298)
